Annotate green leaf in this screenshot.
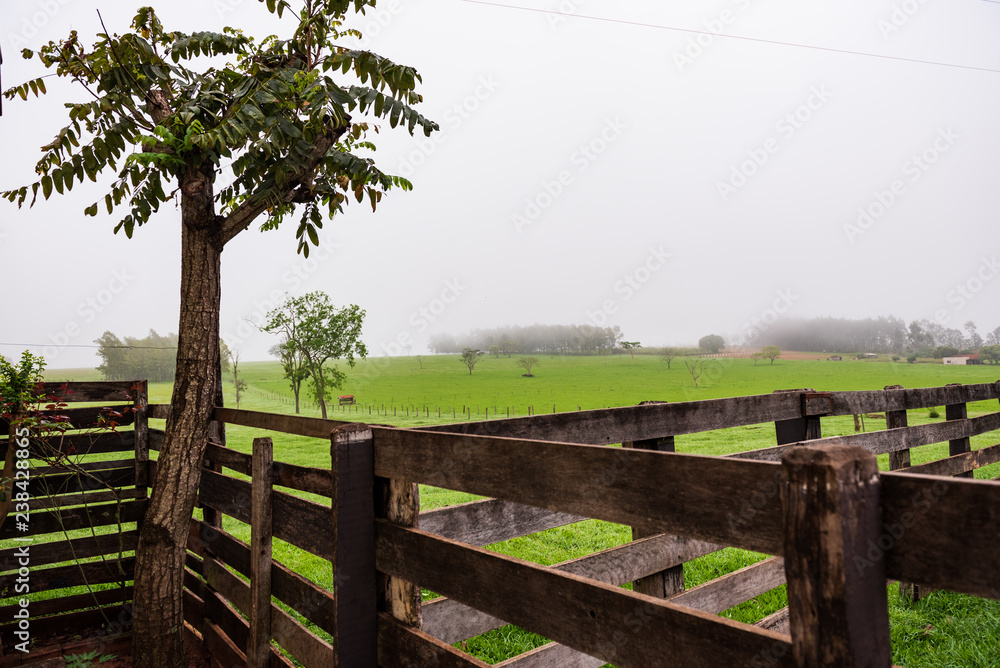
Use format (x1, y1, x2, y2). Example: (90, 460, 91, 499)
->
(41, 175, 52, 200)
(278, 118, 301, 138)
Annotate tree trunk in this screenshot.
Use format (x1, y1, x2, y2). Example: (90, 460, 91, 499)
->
(133, 167, 222, 668)
(316, 370, 328, 419)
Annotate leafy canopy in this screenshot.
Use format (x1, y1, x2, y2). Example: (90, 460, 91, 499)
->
(2, 1, 438, 256)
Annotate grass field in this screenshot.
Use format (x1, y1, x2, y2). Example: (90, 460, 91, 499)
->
(29, 354, 1000, 665)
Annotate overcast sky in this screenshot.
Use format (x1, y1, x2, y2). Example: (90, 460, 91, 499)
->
(2, 0, 999, 368)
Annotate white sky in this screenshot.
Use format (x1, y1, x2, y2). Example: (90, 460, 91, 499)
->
(2, 0, 999, 368)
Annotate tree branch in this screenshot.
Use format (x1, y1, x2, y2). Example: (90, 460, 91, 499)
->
(219, 120, 349, 246)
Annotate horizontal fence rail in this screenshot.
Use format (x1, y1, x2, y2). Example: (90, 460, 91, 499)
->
(372, 427, 786, 555)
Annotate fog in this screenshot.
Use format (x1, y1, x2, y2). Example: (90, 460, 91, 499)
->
(2, 0, 998, 369)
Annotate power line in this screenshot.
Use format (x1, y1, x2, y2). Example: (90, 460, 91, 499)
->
(461, 0, 1000, 75)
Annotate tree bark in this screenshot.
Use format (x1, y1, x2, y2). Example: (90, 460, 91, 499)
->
(133, 166, 222, 668)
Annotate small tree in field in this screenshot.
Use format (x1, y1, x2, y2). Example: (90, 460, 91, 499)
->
(226, 346, 247, 408)
(684, 358, 711, 388)
(750, 352, 763, 366)
(762, 345, 782, 365)
(518, 357, 540, 375)
(261, 292, 367, 419)
(979, 345, 1000, 365)
(621, 341, 641, 364)
(661, 347, 680, 369)
(461, 348, 484, 375)
(269, 339, 309, 413)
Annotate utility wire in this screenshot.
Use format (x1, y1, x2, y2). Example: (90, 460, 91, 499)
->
(461, 0, 1000, 75)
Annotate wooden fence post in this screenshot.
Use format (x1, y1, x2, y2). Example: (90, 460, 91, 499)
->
(945, 384, 973, 479)
(331, 424, 377, 668)
(248, 437, 274, 668)
(884, 385, 910, 470)
(781, 444, 891, 667)
(884, 386, 925, 602)
(773, 389, 823, 444)
(623, 401, 683, 598)
(133, 380, 149, 489)
(375, 477, 421, 627)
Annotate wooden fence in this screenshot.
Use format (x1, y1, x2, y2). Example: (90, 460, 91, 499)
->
(0, 381, 148, 655)
(156, 381, 1000, 668)
(4, 381, 999, 666)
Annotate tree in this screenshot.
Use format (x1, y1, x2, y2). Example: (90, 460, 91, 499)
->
(933, 346, 959, 359)
(225, 346, 247, 408)
(660, 347, 680, 369)
(269, 340, 309, 413)
(698, 334, 725, 354)
(262, 292, 367, 419)
(2, 6, 437, 662)
(987, 326, 1000, 346)
(964, 321, 983, 349)
(762, 345, 782, 365)
(979, 345, 1000, 365)
(621, 341, 641, 364)
(684, 358, 711, 388)
(488, 344, 501, 358)
(499, 338, 518, 358)
(416, 354, 424, 370)
(0, 352, 46, 528)
(750, 352, 763, 366)
(518, 357, 540, 375)
(461, 348, 484, 375)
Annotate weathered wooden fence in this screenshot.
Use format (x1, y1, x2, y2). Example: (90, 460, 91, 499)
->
(0, 381, 148, 654)
(156, 381, 1000, 667)
(5, 381, 1000, 666)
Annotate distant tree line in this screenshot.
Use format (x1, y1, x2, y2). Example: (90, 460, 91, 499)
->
(429, 324, 623, 356)
(95, 330, 181, 382)
(749, 317, 999, 356)
(95, 330, 231, 382)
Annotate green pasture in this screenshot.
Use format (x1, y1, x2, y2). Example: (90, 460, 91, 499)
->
(20, 355, 1000, 665)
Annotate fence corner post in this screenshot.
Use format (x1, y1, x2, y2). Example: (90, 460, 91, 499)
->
(781, 443, 891, 667)
(331, 424, 377, 668)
